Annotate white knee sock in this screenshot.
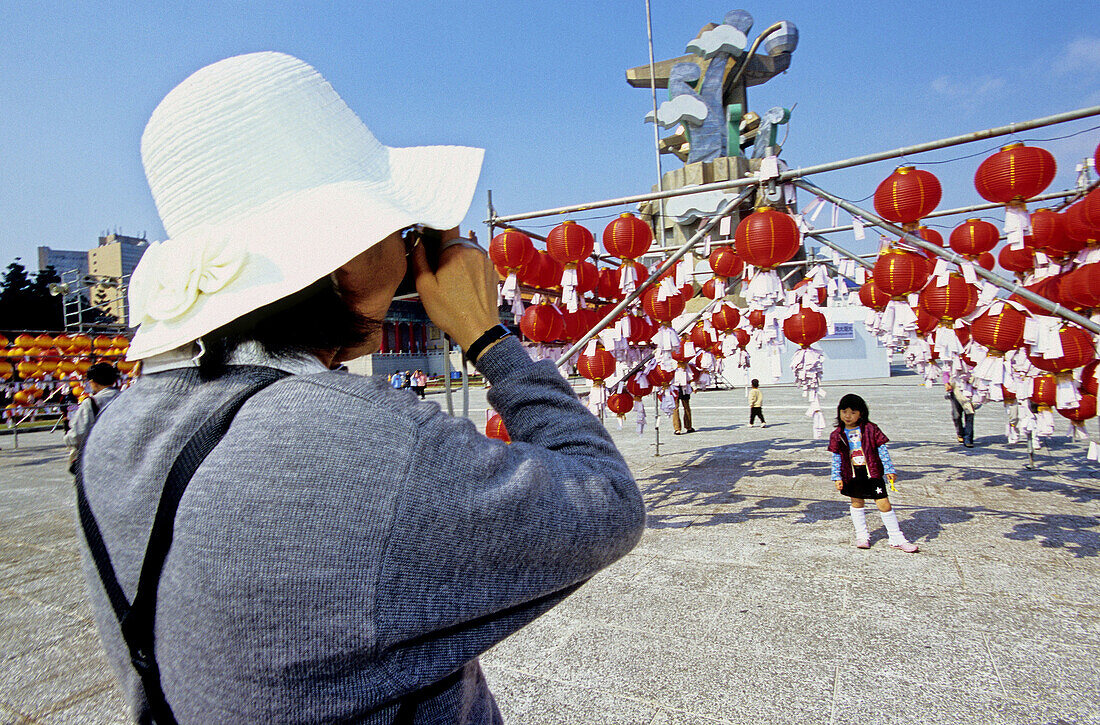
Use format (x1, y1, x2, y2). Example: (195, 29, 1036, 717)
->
(849, 506, 869, 538)
(880, 509, 908, 544)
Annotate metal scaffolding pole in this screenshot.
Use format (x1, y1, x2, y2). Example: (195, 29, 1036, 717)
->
(555, 188, 755, 367)
(793, 179, 1100, 336)
(490, 105, 1100, 225)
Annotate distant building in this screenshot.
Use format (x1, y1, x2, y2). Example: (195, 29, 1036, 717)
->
(88, 233, 148, 322)
(37, 246, 88, 277)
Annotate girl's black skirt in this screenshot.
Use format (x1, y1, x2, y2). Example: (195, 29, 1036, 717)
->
(840, 465, 889, 499)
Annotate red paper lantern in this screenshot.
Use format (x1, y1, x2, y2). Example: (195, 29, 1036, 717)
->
(708, 247, 744, 279)
(1062, 264, 1100, 309)
(1083, 187, 1100, 229)
(1059, 393, 1097, 422)
(916, 226, 945, 259)
(782, 306, 828, 347)
(1032, 375, 1057, 406)
(970, 304, 1027, 353)
(747, 308, 766, 329)
(485, 413, 510, 442)
(734, 208, 801, 270)
(576, 346, 617, 382)
(710, 304, 741, 331)
(955, 326, 971, 347)
(561, 307, 600, 343)
(690, 323, 714, 350)
(597, 267, 624, 300)
(792, 278, 827, 306)
(858, 280, 890, 311)
(915, 309, 937, 335)
(647, 366, 674, 387)
(873, 249, 929, 298)
(974, 143, 1057, 203)
(1027, 325, 1096, 373)
(1064, 201, 1098, 247)
(625, 374, 653, 398)
(1028, 209, 1071, 257)
(998, 243, 1035, 276)
(603, 213, 653, 260)
(489, 229, 535, 271)
(575, 259, 598, 294)
(547, 220, 595, 264)
(1009, 278, 1059, 316)
(949, 219, 999, 257)
(918, 274, 978, 323)
(974, 252, 995, 271)
(607, 392, 635, 416)
(874, 166, 942, 224)
(701, 278, 723, 299)
(522, 252, 563, 290)
(1081, 360, 1099, 396)
(519, 304, 565, 343)
(642, 287, 685, 323)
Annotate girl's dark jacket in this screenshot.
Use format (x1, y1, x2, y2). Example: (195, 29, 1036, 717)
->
(827, 421, 889, 482)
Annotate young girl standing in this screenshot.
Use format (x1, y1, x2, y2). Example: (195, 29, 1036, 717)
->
(827, 393, 918, 553)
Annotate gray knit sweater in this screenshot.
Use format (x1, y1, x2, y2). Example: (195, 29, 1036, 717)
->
(79, 336, 645, 723)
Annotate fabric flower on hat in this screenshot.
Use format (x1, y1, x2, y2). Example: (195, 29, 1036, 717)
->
(129, 232, 248, 325)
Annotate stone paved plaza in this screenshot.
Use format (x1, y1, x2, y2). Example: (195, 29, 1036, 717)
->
(2, 373, 1098, 724)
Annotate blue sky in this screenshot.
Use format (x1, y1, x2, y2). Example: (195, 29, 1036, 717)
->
(2, 1, 1098, 269)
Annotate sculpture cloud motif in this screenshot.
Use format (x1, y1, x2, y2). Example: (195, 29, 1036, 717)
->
(645, 95, 708, 128)
(686, 24, 747, 58)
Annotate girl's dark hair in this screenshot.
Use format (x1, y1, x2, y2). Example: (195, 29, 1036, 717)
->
(836, 393, 871, 427)
(87, 362, 119, 387)
(197, 275, 382, 379)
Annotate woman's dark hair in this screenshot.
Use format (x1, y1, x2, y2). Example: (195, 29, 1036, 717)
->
(197, 275, 382, 379)
(87, 362, 119, 387)
(835, 393, 871, 427)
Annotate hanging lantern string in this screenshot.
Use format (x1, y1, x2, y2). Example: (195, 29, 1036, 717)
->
(792, 178, 1100, 337)
(611, 297, 726, 388)
(553, 187, 755, 368)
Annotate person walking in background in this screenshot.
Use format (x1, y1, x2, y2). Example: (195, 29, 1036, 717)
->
(65, 362, 120, 474)
(412, 369, 427, 399)
(748, 378, 766, 428)
(671, 381, 695, 435)
(945, 381, 976, 447)
(828, 393, 918, 553)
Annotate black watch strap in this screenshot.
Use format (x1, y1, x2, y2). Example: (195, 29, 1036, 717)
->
(464, 324, 512, 363)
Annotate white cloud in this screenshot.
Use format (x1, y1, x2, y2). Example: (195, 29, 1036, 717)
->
(930, 75, 1006, 98)
(686, 24, 747, 59)
(1052, 37, 1100, 75)
(645, 95, 708, 128)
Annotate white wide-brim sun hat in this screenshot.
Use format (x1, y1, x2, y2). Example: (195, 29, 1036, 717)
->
(126, 51, 484, 360)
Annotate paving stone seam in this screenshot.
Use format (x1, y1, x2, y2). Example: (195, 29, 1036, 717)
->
(0, 586, 95, 626)
(27, 680, 117, 721)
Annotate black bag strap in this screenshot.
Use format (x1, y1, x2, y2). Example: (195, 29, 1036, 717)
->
(76, 366, 288, 725)
(88, 395, 100, 418)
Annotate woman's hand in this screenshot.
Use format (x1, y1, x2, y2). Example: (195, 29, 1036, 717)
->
(833, 479, 843, 491)
(411, 228, 501, 351)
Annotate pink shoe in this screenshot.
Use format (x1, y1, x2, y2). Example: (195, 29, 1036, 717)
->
(891, 541, 919, 553)
(855, 538, 870, 549)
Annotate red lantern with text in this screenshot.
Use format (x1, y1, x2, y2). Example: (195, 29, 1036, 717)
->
(782, 306, 827, 348)
(734, 208, 800, 269)
(602, 213, 653, 260)
(874, 166, 942, 224)
(873, 249, 929, 298)
(974, 143, 1057, 203)
(949, 219, 999, 257)
(918, 274, 977, 323)
(969, 304, 1026, 353)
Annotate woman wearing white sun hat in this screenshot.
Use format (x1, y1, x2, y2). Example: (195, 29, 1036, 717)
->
(75, 52, 644, 724)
